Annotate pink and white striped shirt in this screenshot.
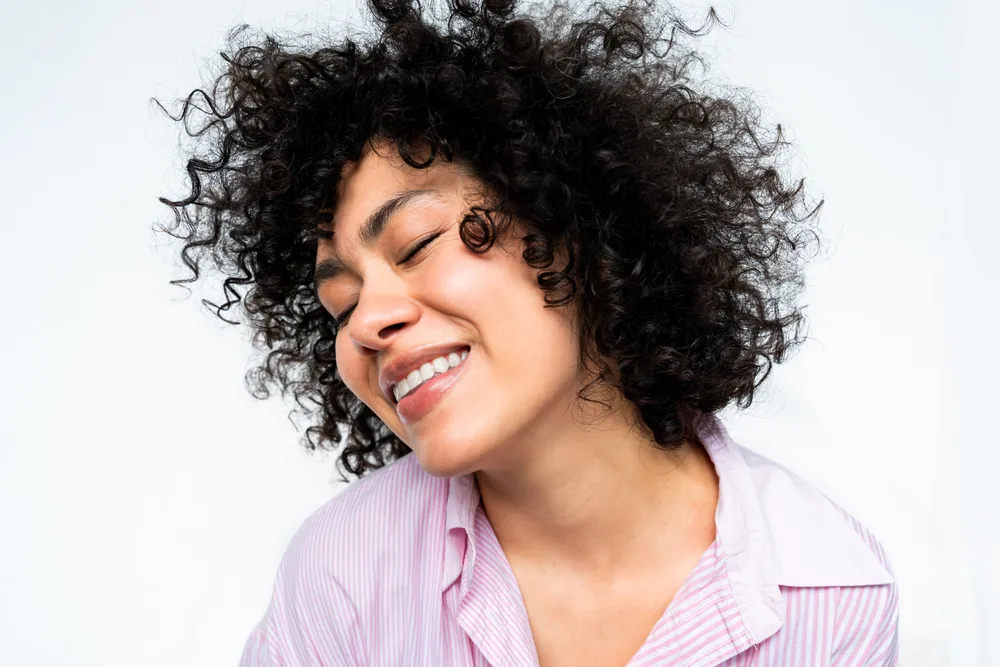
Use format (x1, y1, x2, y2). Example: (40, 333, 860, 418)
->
(239, 411, 898, 666)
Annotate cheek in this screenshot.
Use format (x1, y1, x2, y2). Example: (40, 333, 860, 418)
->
(424, 237, 539, 315)
(423, 252, 491, 308)
(334, 333, 368, 400)
(428, 248, 579, 377)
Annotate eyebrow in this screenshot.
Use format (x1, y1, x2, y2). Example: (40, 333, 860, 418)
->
(313, 188, 445, 292)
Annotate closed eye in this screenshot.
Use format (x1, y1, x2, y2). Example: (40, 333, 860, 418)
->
(400, 231, 440, 263)
(331, 231, 444, 327)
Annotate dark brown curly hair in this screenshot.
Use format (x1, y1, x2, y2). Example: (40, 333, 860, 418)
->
(155, 0, 825, 480)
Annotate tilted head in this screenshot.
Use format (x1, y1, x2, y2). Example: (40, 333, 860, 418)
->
(156, 0, 824, 479)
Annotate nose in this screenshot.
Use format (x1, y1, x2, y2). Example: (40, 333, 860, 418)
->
(345, 288, 421, 351)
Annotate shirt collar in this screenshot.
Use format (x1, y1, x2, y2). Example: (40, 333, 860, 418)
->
(441, 409, 893, 635)
(443, 470, 477, 594)
(692, 409, 893, 588)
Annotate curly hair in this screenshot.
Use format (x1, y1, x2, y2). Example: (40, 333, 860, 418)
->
(155, 0, 825, 480)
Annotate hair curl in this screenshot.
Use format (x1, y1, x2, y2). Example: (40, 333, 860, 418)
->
(155, 0, 825, 480)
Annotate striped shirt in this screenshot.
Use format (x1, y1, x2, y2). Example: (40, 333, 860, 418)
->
(239, 411, 899, 666)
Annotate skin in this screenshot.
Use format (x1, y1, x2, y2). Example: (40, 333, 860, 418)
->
(316, 140, 720, 667)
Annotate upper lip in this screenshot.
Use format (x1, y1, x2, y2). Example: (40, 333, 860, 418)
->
(379, 342, 470, 403)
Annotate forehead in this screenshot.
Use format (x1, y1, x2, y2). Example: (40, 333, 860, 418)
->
(333, 144, 465, 223)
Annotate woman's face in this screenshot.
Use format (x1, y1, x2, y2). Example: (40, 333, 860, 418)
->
(315, 143, 584, 477)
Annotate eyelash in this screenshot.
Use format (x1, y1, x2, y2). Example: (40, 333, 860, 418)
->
(332, 232, 442, 327)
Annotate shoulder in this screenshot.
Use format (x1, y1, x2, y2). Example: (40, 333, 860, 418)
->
(278, 453, 450, 592)
(734, 443, 895, 588)
(242, 456, 449, 666)
(734, 444, 900, 660)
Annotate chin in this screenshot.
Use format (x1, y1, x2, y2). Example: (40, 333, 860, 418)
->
(411, 438, 486, 478)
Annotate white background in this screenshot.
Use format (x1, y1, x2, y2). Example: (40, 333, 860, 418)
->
(0, 0, 995, 664)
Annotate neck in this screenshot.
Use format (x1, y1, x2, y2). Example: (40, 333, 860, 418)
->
(474, 400, 719, 578)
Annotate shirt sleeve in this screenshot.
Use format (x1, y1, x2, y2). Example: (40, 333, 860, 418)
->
(831, 579, 900, 666)
(829, 504, 901, 665)
(237, 530, 367, 667)
(237, 621, 269, 667)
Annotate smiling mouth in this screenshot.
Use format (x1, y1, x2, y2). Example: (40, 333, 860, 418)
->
(390, 346, 470, 405)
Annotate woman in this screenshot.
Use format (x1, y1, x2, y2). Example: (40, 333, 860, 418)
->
(157, 0, 898, 664)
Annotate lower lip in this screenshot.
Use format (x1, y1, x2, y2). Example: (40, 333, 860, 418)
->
(395, 350, 470, 425)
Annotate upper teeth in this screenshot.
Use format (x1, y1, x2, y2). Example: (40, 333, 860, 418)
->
(392, 349, 469, 403)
